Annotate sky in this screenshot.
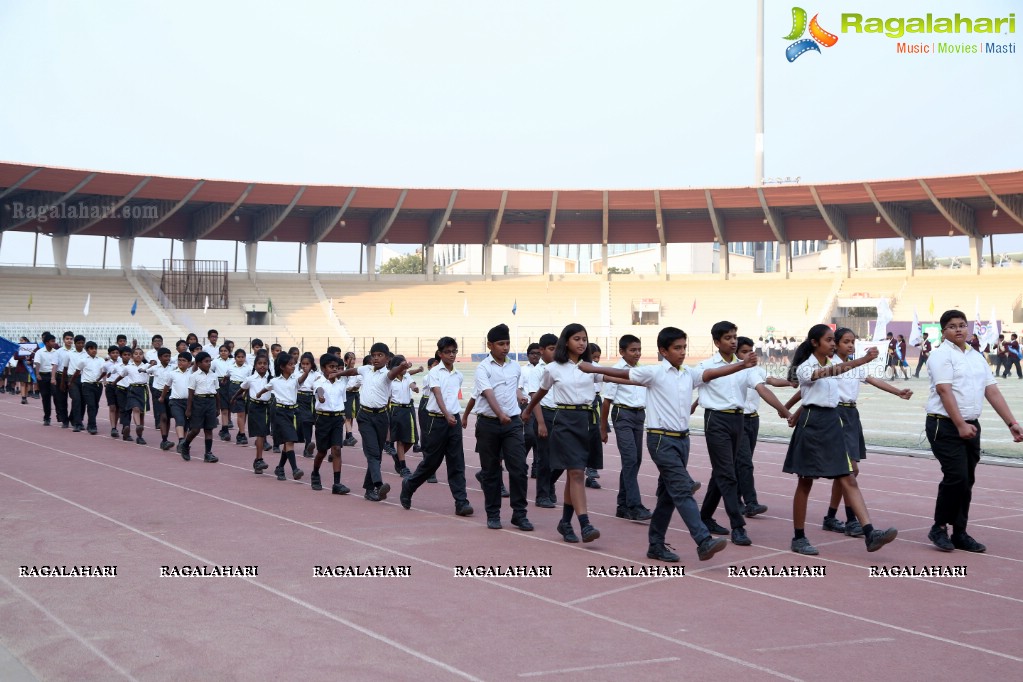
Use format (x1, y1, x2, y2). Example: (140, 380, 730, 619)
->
(0, 0, 1020, 269)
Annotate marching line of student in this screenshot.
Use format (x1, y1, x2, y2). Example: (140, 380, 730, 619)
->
(7, 312, 1022, 563)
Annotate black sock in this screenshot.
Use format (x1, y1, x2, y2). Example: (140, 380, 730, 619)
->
(287, 450, 298, 469)
(238, 432, 246, 438)
(578, 513, 590, 527)
(794, 528, 806, 540)
(333, 472, 341, 485)
(862, 524, 875, 541)
(952, 525, 965, 537)
(845, 505, 856, 522)
(277, 452, 288, 468)
(826, 507, 838, 519)
(561, 504, 574, 524)
(204, 438, 213, 453)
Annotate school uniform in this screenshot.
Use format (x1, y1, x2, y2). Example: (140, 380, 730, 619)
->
(55, 345, 72, 425)
(144, 348, 161, 364)
(695, 353, 763, 531)
(297, 369, 321, 443)
(602, 358, 647, 514)
(474, 354, 529, 522)
(119, 361, 153, 415)
(240, 373, 272, 438)
(165, 367, 192, 431)
(783, 356, 852, 479)
(1003, 339, 1022, 379)
(115, 361, 133, 427)
(78, 355, 106, 431)
(355, 364, 392, 491)
(836, 360, 868, 462)
(34, 347, 62, 422)
(67, 349, 88, 428)
(102, 359, 120, 409)
(588, 363, 604, 471)
(212, 356, 234, 412)
(202, 342, 219, 358)
(404, 364, 470, 510)
(188, 369, 221, 430)
(388, 375, 418, 444)
(533, 361, 560, 505)
(345, 372, 362, 421)
(925, 341, 996, 534)
(539, 361, 600, 471)
(267, 373, 300, 442)
(914, 338, 932, 378)
(226, 362, 251, 414)
(519, 361, 543, 460)
(312, 374, 347, 451)
(737, 367, 768, 508)
(416, 371, 431, 445)
(628, 360, 712, 548)
(148, 361, 173, 429)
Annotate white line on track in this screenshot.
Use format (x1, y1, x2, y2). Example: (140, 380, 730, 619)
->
(517, 656, 681, 677)
(753, 637, 895, 653)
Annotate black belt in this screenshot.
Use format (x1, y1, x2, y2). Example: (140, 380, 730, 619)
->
(194, 393, 216, 398)
(361, 405, 387, 413)
(316, 410, 345, 416)
(613, 404, 645, 411)
(130, 383, 148, 387)
(427, 411, 446, 418)
(707, 408, 742, 414)
(556, 404, 591, 410)
(838, 401, 857, 408)
(277, 404, 297, 409)
(389, 401, 414, 408)
(82, 381, 101, 385)
(299, 390, 314, 394)
(647, 428, 690, 439)
(745, 411, 759, 419)
(230, 380, 242, 384)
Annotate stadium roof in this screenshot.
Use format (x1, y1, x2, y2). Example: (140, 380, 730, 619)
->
(1, 161, 1021, 246)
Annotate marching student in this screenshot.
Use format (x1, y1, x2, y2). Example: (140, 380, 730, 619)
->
(913, 332, 933, 378)
(185, 332, 200, 348)
(1003, 333, 1022, 379)
(925, 310, 1023, 552)
(523, 323, 611, 541)
(224, 349, 251, 445)
(599, 334, 651, 521)
(333, 344, 405, 501)
(584, 342, 603, 490)
(413, 356, 440, 455)
(181, 352, 221, 463)
(55, 331, 74, 427)
(231, 353, 272, 474)
(518, 343, 543, 479)
(473, 324, 532, 531)
(343, 351, 360, 447)
(575, 326, 739, 562)
(696, 322, 791, 546)
(202, 329, 219, 357)
(310, 353, 350, 493)
(66, 334, 88, 431)
(527, 333, 560, 508)
(212, 345, 234, 441)
(174, 339, 188, 354)
(147, 347, 175, 450)
(145, 334, 164, 363)
(400, 337, 474, 516)
(115, 345, 135, 440)
(102, 346, 121, 437)
(116, 347, 156, 445)
(896, 334, 911, 379)
(33, 333, 61, 425)
(387, 355, 423, 478)
(161, 351, 192, 449)
(296, 352, 322, 457)
(256, 352, 312, 481)
(249, 338, 265, 364)
(784, 324, 898, 555)
(74, 341, 107, 435)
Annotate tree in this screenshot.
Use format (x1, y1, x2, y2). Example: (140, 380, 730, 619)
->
(379, 253, 426, 274)
(607, 266, 634, 274)
(874, 247, 938, 269)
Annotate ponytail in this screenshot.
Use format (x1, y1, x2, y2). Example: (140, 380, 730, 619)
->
(788, 324, 831, 383)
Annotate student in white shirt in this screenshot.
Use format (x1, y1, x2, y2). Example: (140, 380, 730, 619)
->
(584, 343, 604, 489)
(211, 345, 234, 441)
(577, 326, 750, 562)
(182, 352, 222, 463)
(230, 353, 271, 474)
(75, 341, 108, 435)
(201, 329, 220, 358)
(55, 331, 74, 427)
(114, 346, 135, 438)
(310, 353, 350, 495)
(342, 351, 361, 447)
(518, 343, 543, 478)
(599, 334, 649, 521)
(33, 333, 61, 426)
(161, 352, 193, 449)
(296, 352, 323, 458)
(526, 334, 560, 508)
(400, 337, 474, 516)
(67, 334, 88, 431)
(144, 334, 164, 364)
(924, 309, 1023, 552)
(413, 357, 439, 455)
(102, 346, 122, 436)
(386, 355, 423, 478)
(116, 347, 156, 444)
(147, 347, 175, 450)
(784, 324, 897, 556)
(256, 353, 313, 482)
(224, 349, 252, 445)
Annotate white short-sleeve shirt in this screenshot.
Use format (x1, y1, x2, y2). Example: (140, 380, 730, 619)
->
(628, 360, 696, 433)
(795, 355, 839, 408)
(539, 360, 597, 406)
(925, 341, 996, 420)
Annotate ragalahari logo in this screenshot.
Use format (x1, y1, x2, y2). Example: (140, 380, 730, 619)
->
(784, 7, 839, 61)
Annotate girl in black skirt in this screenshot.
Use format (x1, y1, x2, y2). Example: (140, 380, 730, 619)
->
(784, 324, 898, 555)
(256, 353, 312, 481)
(233, 354, 272, 474)
(297, 352, 321, 457)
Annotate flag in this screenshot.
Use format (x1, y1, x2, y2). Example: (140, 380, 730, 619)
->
(27, 294, 32, 311)
(980, 306, 999, 351)
(83, 293, 91, 317)
(512, 299, 517, 316)
(389, 300, 394, 317)
(463, 298, 468, 317)
(804, 297, 809, 314)
(928, 295, 935, 317)
(908, 308, 922, 347)
(872, 298, 893, 342)
(691, 298, 697, 314)
(203, 296, 209, 315)
(755, 298, 762, 318)
(267, 298, 273, 314)
(130, 299, 138, 317)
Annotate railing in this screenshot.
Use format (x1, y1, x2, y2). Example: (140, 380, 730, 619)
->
(138, 266, 197, 334)
(160, 259, 229, 309)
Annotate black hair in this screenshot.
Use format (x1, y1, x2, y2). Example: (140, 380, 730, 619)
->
(62, 331, 73, 339)
(939, 309, 966, 329)
(299, 351, 317, 372)
(710, 321, 737, 342)
(270, 343, 282, 351)
(116, 334, 127, 342)
(588, 343, 601, 356)
(554, 323, 591, 364)
(42, 332, 55, 343)
(157, 347, 172, 357)
(656, 326, 687, 352)
(194, 351, 212, 364)
(487, 324, 510, 344)
(288, 346, 300, 356)
(108, 345, 119, 354)
(175, 339, 187, 348)
(188, 343, 202, 353)
(119, 345, 133, 356)
(151, 334, 163, 342)
(186, 333, 199, 343)
(327, 346, 342, 354)
(251, 338, 264, 347)
(618, 334, 640, 351)
(789, 324, 832, 382)
(834, 327, 855, 344)
(435, 336, 457, 360)
(526, 342, 541, 353)
(426, 357, 440, 368)
(177, 352, 193, 362)
(344, 351, 356, 361)
(234, 349, 246, 358)
(274, 352, 294, 374)
(370, 342, 390, 355)
(362, 355, 371, 365)
(85, 341, 97, 351)
(736, 336, 754, 351)
(320, 353, 341, 368)
(219, 344, 229, 352)
(74, 334, 86, 343)
(539, 333, 558, 348)
(207, 329, 218, 337)
(387, 354, 407, 369)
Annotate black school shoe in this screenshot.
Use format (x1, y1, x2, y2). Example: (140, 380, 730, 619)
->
(332, 483, 350, 495)
(219, 428, 231, 442)
(510, 515, 534, 532)
(73, 424, 82, 433)
(697, 537, 727, 561)
(87, 427, 98, 435)
(536, 498, 556, 509)
(136, 436, 147, 446)
(704, 518, 729, 535)
(303, 442, 315, 458)
(501, 483, 509, 498)
(343, 434, 357, 447)
(43, 418, 50, 426)
(275, 466, 286, 481)
(399, 480, 412, 509)
(160, 439, 174, 451)
(744, 503, 768, 517)
(585, 467, 600, 479)
(291, 468, 303, 481)
(731, 528, 752, 546)
(486, 517, 503, 530)
(427, 474, 438, 483)
(179, 443, 191, 461)
(455, 503, 474, 516)
(311, 471, 323, 491)
(364, 483, 390, 501)
(204, 452, 219, 463)
(252, 458, 266, 474)
(110, 427, 118, 438)
(865, 528, 898, 552)
(585, 477, 601, 489)
(647, 543, 680, 562)
(580, 524, 600, 543)
(951, 531, 986, 553)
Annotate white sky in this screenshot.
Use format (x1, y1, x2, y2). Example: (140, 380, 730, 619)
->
(1, 0, 1020, 269)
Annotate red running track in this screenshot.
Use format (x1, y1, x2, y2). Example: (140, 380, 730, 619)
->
(1, 396, 1022, 681)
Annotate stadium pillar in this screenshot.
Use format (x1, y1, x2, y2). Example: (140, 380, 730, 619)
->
(483, 244, 493, 280)
(840, 240, 851, 277)
(542, 245, 550, 276)
(424, 244, 434, 281)
(903, 238, 916, 276)
(306, 243, 317, 280)
(51, 234, 69, 275)
(601, 244, 608, 279)
(659, 244, 668, 280)
(718, 243, 730, 279)
(245, 241, 258, 280)
(778, 242, 789, 279)
(118, 237, 134, 273)
(969, 237, 983, 274)
(366, 244, 377, 280)
(182, 239, 197, 261)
